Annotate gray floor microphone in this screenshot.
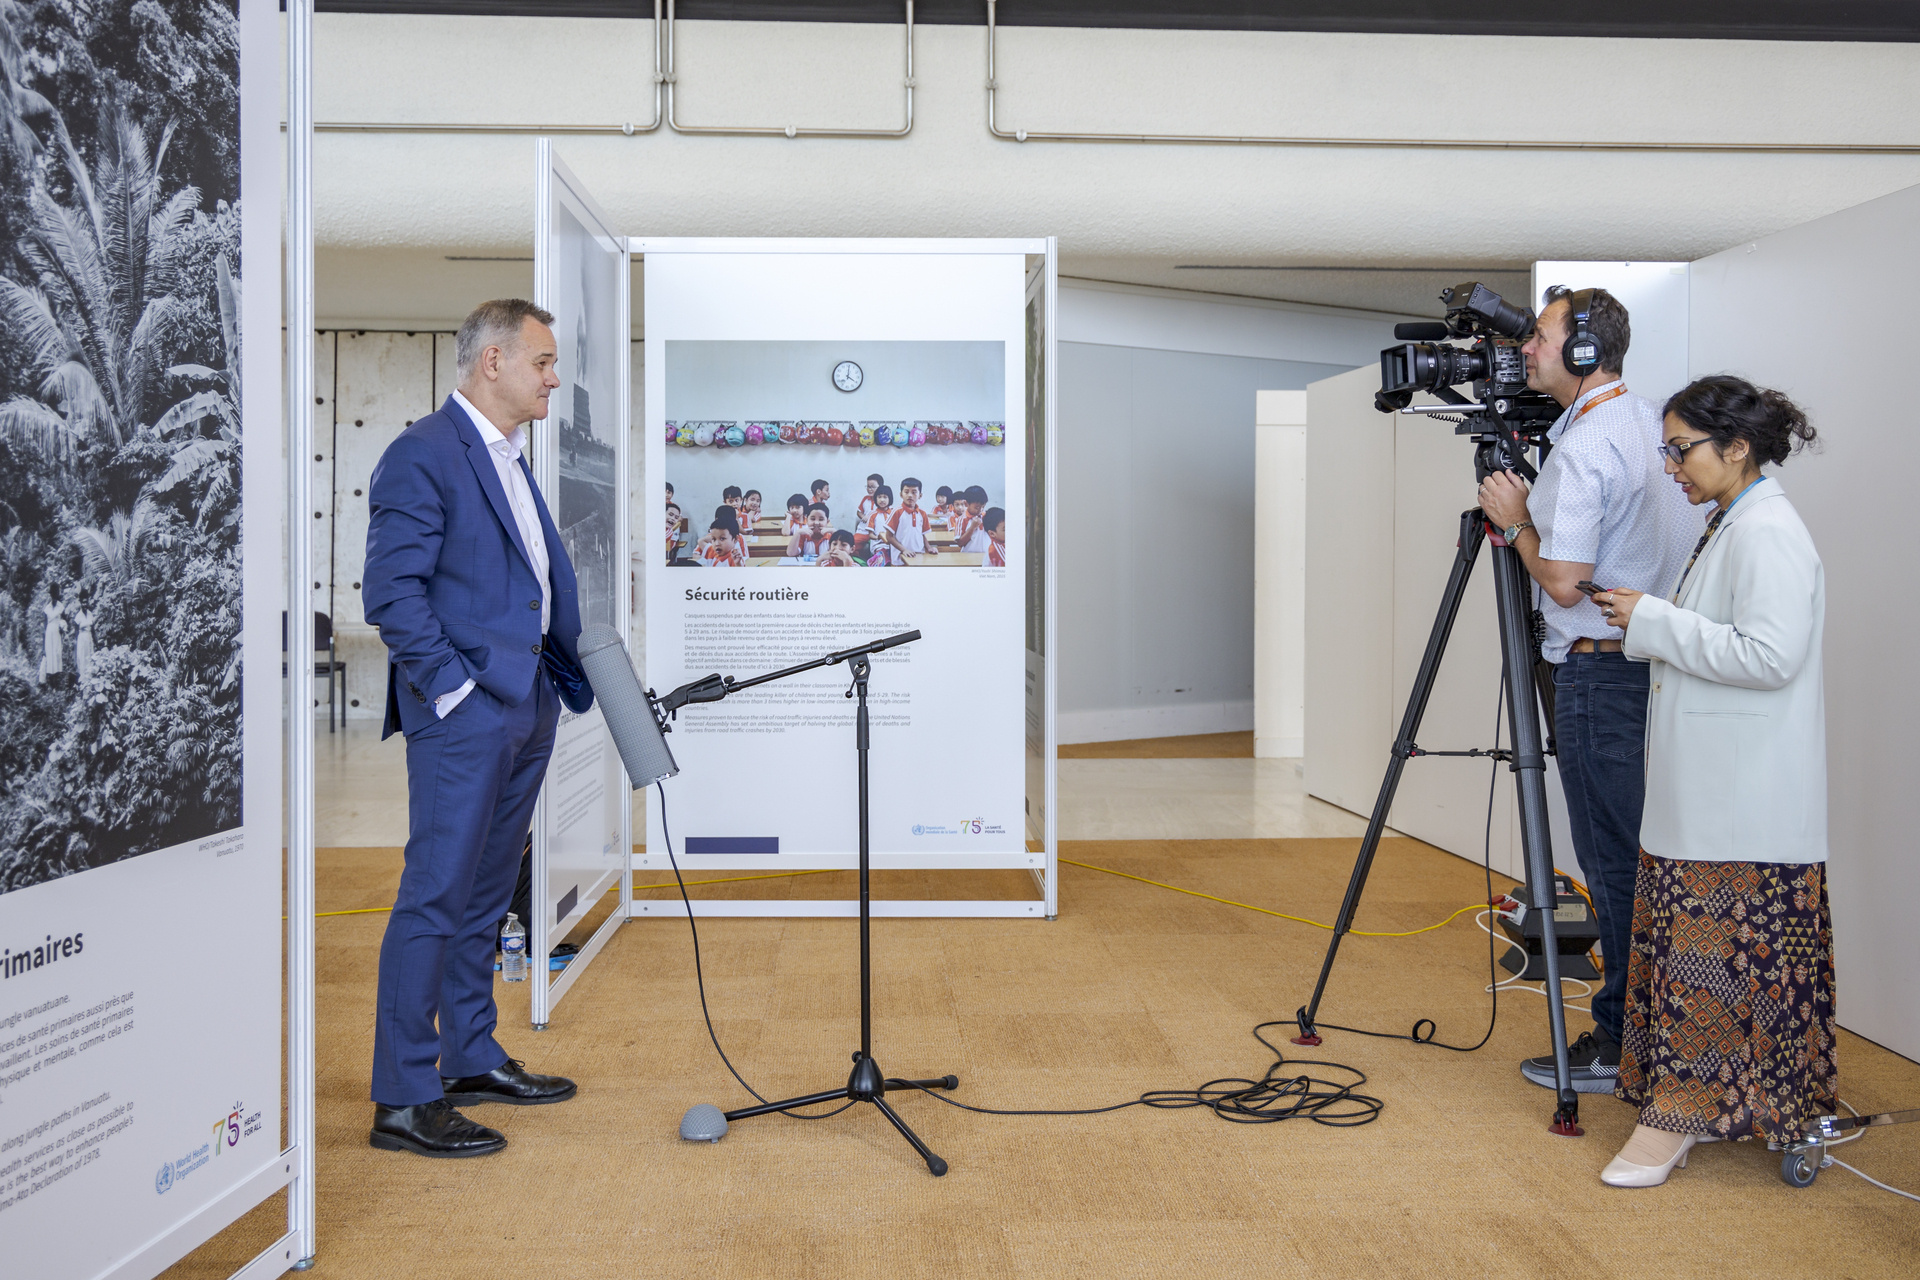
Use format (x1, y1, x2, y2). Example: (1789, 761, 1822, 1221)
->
(680, 1103, 729, 1142)
(575, 624, 678, 789)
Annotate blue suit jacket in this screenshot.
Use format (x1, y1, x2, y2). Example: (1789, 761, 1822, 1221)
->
(363, 396, 594, 739)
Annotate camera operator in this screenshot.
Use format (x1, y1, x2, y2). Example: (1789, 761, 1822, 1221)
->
(1475, 286, 1701, 1095)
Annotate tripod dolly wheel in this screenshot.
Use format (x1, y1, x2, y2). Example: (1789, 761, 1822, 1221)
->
(1780, 1149, 1821, 1188)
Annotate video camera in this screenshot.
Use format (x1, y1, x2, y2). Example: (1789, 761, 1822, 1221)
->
(1375, 282, 1562, 480)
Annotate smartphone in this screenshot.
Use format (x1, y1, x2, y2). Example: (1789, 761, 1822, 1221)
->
(1575, 580, 1605, 597)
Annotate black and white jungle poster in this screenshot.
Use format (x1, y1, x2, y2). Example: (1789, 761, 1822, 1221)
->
(0, 4, 284, 1273)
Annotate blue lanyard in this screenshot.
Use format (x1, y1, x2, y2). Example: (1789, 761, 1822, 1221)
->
(1672, 478, 1765, 600)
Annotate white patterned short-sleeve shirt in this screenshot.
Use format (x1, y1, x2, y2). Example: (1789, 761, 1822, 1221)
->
(1528, 380, 1703, 663)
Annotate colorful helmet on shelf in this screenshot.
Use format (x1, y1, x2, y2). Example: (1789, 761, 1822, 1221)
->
(857, 424, 877, 447)
(891, 425, 909, 448)
(805, 424, 826, 444)
(909, 425, 927, 447)
(825, 426, 844, 446)
(778, 421, 799, 443)
(692, 422, 716, 447)
(711, 423, 730, 448)
(744, 423, 765, 445)
(986, 425, 1004, 446)
(724, 425, 746, 448)
(675, 425, 695, 447)
(665, 422, 678, 444)
(872, 424, 892, 447)
(970, 424, 989, 444)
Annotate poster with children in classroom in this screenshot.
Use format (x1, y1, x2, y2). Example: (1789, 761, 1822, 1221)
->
(663, 340, 1009, 571)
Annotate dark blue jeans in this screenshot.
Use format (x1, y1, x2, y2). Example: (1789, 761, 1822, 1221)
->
(1551, 652, 1649, 1047)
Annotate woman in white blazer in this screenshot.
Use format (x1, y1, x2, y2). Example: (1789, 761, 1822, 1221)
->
(1594, 375, 1830, 1188)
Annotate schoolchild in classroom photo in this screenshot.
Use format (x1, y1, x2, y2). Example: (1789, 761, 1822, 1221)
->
(783, 492, 808, 536)
(819, 529, 863, 567)
(741, 489, 763, 530)
(983, 506, 1006, 567)
(698, 510, 744, 567)
(956, 485, 989, 550)
(665, 501, 685, 565)
(865, 486, 897, 565)
(810, 478, 831, 509)
(931, 485, 956, 530)
(788, 502, 833, 560)
(882, 476, 933, 564)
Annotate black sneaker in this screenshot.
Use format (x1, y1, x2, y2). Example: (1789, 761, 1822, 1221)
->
(1520, 1031, 1620, 1094)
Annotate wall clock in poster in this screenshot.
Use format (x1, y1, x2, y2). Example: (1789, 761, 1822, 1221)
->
(832, 360, 863, 392)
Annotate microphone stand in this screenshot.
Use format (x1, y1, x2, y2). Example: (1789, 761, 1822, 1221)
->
(650, 629, 961, 1176)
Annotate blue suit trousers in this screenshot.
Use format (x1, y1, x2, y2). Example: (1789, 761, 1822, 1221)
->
(371, 671, 558, 1105)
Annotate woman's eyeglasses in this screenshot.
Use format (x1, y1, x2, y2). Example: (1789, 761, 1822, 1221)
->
(1657, 437, 1709, 465)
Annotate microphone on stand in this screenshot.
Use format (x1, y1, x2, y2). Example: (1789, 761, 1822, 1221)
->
(575, 625, 679, 790)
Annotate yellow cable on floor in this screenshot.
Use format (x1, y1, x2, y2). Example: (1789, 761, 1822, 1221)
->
(1058, 858, 1483, 937)
(307, 868, 838, 918)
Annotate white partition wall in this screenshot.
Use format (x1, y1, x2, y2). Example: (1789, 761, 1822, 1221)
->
(530, 145, 632, 1022)
(633, 239, 1054, 918)
(1254, 391, 1308, 759)
(1688, 184, 1920, 1061)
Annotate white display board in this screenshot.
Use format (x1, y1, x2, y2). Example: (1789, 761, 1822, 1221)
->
(634, 240, 1052, 917)
(0, 3, 302, 1277)
(531, 143, 632, 1022)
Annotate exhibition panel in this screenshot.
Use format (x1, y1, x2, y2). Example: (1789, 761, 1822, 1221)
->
(635, 239, 1054, 916)
(530, 145, 633, 1021)
(0, 3, 308, 1277)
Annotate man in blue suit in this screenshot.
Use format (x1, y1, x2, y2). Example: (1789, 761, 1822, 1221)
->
(362, 299, 596, 1158)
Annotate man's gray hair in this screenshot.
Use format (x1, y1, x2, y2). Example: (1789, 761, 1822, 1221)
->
(455, 299, 555, 382)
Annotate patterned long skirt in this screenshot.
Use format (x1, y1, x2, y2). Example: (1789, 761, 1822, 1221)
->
(1615, 852, 1836, 1142)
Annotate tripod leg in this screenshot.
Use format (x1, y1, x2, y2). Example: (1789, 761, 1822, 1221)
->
(1490, 543, 1584, 1137)
(724, 1087, 853, 1122)
(1295, 509, 1488, 1044)
(870, 1095, 949, 1176)
(885, 1076, 960, 1092)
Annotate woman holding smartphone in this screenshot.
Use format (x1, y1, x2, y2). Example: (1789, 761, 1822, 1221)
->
(1592, 375, 1829, 1188)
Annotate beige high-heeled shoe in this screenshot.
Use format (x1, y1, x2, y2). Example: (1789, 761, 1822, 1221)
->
(1601, 1131, 1698, 1188)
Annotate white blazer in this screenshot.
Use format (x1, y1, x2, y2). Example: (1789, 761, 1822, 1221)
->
(1623, 477, 1826, 864)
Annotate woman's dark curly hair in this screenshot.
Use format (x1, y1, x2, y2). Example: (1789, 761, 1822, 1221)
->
(1663, 375, 1818, 468)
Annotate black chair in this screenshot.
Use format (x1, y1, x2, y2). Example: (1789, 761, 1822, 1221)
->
(283, 610, 348, 732)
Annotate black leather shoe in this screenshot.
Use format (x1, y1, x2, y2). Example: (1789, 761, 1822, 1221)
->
(441, 1058, 577, 1106)
(369, 1098, 506, 1158)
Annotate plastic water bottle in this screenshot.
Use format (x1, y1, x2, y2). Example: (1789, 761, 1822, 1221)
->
(500, 913, 527, 982)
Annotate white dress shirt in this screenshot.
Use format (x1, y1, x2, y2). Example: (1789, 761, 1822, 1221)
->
(1529, 380, 1702, 662)
(436, 391, 551, 718)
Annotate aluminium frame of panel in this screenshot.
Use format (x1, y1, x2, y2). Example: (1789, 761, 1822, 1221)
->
(530, 140, 636, 1029)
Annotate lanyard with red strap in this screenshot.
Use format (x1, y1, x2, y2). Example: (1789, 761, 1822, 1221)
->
(1568, 383, 1628, 423)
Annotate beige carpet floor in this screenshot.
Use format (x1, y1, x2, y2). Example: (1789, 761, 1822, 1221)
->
(164, 838, 1919, 1279)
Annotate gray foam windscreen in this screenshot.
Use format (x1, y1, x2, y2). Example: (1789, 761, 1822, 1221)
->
(679, 1103, 729, 1143)
(575, 624, 678, 790)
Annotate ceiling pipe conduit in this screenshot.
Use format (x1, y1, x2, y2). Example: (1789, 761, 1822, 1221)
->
(665, 0, 914, 138)
(311, 2, 666, 135)
(984, 1, 1920, 154)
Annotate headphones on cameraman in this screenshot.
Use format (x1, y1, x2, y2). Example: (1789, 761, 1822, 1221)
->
(1562, 290, 1604, 376)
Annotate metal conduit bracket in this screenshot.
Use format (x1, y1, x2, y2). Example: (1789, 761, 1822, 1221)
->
(665, 0, 915, 139)
(983, 1, 1920, 154)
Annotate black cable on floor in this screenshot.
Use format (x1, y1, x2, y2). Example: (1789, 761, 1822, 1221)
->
(656, 781, 853, 1120)
(655, 782, 1389, 1129)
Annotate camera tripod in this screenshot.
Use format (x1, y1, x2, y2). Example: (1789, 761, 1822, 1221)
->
(704, 634, 962, 1175)
(1293, 418, 1585, 1137)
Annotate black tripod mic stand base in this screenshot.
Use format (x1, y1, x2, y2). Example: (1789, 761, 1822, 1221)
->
(723, 1058, 961, 1176)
